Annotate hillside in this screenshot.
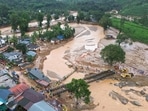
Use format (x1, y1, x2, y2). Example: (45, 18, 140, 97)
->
(0, 0, 147, 16)
(0, 0, 147, 26)
(116, 0, 148, 16)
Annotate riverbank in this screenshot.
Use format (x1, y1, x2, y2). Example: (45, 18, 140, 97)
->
(42, 24, 105, 80)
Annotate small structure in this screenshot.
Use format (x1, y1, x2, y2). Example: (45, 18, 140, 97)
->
(28, 100, 57, 111)
(28, 68, 50, 87)
(9, 83, 30, 97)
(0, 38, 6, 47)
(0, 69, 16, 88)
(19, 38, 30, 45)
(0, 89, 12, 104)
(3, 51, 23, 62)
(57, 35, 64, 41)
(105, 27, 119, 39)
(27, 44, 39, 51)
(26, 51, 36, 57)
(7, 84, 29, 110)
(15, 89, 44, 110)
(51, 38, 60, 45)
(0, 89, 12, 110)
(48, 99, 63, 111)
(0, 45, 8, 53)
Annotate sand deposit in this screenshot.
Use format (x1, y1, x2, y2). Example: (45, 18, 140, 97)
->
(43, 23, 148, 111)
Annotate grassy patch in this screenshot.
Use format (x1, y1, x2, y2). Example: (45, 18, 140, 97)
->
(110, 18, 148, 44)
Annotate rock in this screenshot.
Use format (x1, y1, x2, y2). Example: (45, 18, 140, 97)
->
(109, 91, 128, 105)
(130, 101, 141, 106)
(135, 82, 140, 86)
(109, 92, 117, 100)
(140, 90, 146, 95)
(143, 88, 147, 91)
(121, 99, 129, 105)
(145, 95, 148, 102)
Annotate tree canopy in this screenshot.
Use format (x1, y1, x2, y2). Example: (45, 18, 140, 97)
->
(16, 43, 27, 54)
(66, 79, 91, 105)
(100, 44, 125, 66)
(99, 14, 111, 30)
(116, 33, 129, 45)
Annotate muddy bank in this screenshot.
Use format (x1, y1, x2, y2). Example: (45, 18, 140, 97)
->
(43, 24, 105, 80)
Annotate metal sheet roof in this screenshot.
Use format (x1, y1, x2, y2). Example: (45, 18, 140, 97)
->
(28, 100, 56, 111)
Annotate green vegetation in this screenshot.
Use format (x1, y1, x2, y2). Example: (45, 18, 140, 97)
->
(66, 79, 91, 107)
(16, 43, 27, 54)
(41, 23, 75, 41)
(100, 44, 125, 66)
(0, 0, 147, 27)
(27, 55, 34, 62)
(111, 18, 148, 44)
(0, 0, 120, 26)
(10, 12, 30, 36)
(99, 14, 111, 30)
(116, 0, 148, 16)
(116, 33, 129, 45)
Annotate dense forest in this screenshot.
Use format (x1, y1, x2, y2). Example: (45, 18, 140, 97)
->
(0, 0, 147, 26)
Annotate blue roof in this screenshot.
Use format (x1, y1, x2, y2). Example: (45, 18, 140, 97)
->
(26, 51, 36, 57)
(28, 100, 56, 111)
(0, 89, 12, 104)
(57, 35, 64, 40)
(3, 51, 22, 58)
(29, 68, 50, 83)
(19, 38, 30, 45)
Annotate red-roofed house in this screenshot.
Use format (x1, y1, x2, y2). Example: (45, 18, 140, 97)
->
(9, 83, 29, 96)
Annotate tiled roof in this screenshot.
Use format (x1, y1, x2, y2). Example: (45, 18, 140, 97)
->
(9, 83, 29, 96)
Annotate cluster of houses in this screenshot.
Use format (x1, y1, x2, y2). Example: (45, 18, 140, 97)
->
(0, 35, 66, 110)
(0, 66, 63, 111)
(0, 37, 39, 67)
(0, 83, 63, 111)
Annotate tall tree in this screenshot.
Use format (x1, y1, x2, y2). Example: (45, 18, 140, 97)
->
(99, 14, 111, 30)
(66, 79, 91, 108)
(37, 12, 44, 28)
(100, 44, 125, 66)
(78, 11, 84, 21)
(10, 13, 19, 32)
(19, 18, 28, 36)
(16, 43, 27, 54)
(76, 15, 80, 24)
(68, 15, 74, 22)
(10, 35, 18, 47)
(46, 13, 51, 30)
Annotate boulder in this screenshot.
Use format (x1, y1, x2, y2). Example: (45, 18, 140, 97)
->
(109, 91, 128, 105)
(130, 101, 141, 106)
